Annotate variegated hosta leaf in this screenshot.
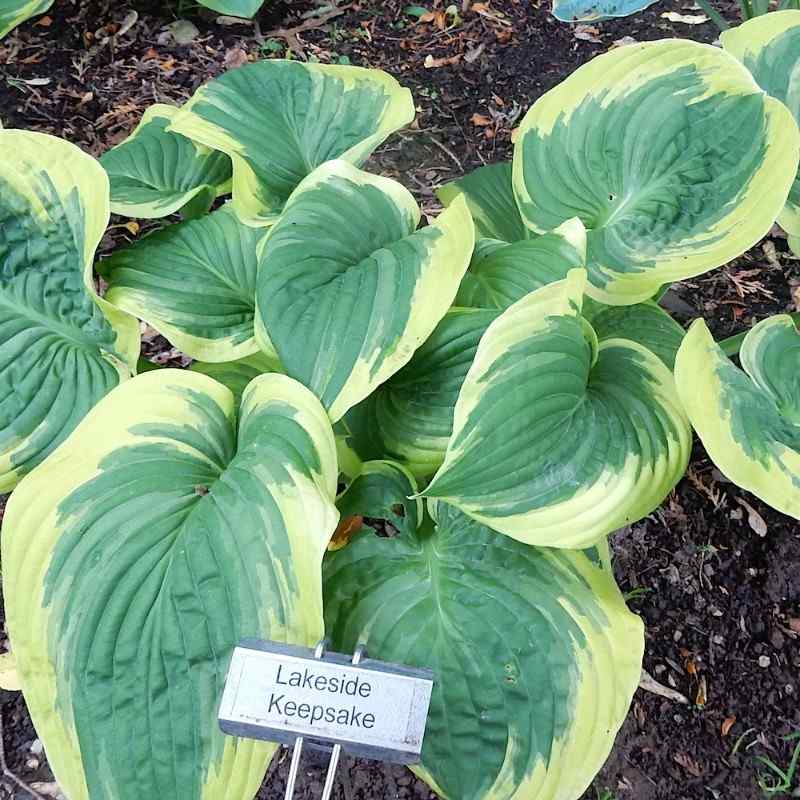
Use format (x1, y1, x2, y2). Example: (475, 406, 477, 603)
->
(437, 162, 529, 243)
(2, 369, 339, 800)
(790, 235, 800, 257)
(100, 104, 232, 219)
(256, 160, 474, 422)
(675, 316, 800, 518)
(102, 205, 266, 362)
(170, 61, 415, 225)
(456, 218, 586, 309)
(197, 0, 263, 16)
(190, 351, 283, 407)
(722, 11, 800, 237)
(343, 308, 500, 477)
(0, 130, 139, 491)
(551, 0, 657, 22)
(582, 298, 685, 370)
(513, 39, 800, 305)
(0, 0, 52, 38)
(335, 459, 422, 539)
(324, 500, 643, 800)
(423, 270, 691, 548)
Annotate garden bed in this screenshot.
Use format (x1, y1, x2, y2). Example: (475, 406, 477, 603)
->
(0, 2, 798, 799)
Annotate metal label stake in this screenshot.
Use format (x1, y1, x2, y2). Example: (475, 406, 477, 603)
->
(219, 637, 434, 800)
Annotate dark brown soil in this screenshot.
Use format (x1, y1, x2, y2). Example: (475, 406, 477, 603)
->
(2, 2, 799, 800)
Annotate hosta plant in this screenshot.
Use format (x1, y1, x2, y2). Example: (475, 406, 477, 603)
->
(2, 40, 800, 800)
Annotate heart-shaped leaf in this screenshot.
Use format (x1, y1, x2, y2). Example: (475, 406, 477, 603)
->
(583, 298, 685, 369)
(343, 308, 500, 477)
(170, 61, 416, 224)
(256, 160, 474, 422)
(423, 270, 691, 548)
(675, 315, 800, 518)
(100, 105, 232, 219)
(437, 162, 529, 243)
(454, 218, 586, 309)
(722, 11, 800, 238)
(324, 498, 643, 800)
(2, 369, 339, 800)
(513, 40, 800, 304)
(0, 0, 52, 38)
(0, 130, 139, 491)
(102, 205, 267, 362)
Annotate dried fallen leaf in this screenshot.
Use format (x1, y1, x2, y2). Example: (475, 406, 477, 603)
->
(735, 497, 768, 537)
(610, 35, 638, 48)
(674, 752, 704, 777)
(167, 19, 200, 45)
(574, 23, 602, 42)
(329, 515, 364, 550)
(789, 618, 800, 634)
(638, 669, 690, 704)
(721, 715, 736, 737)
(224, 47, 249, 70)
(424, 53, 462, 68)
(124, 221, 140, 236)
(695, 675, 707, 708)
(35, 15, 53, 26)
(661, 11, 709, 23)
(470, 112, 492, 126)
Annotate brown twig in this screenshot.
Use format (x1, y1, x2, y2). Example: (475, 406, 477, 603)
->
(262, 6, 352, 60)
(0, 708, 46, 800)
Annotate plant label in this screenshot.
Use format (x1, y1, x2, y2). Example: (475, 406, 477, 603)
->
(218, 640, 434, 763)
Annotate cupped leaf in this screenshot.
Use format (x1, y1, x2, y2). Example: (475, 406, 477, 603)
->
(100, 104, 232, 219)
(102, 205, 267, 362)
(0, 130, 139, 491)
(437, 162, 529, 243)
(423, 270, 691, 548)
(2, 369, 339, 800)
(324, 501, 643, 800)
(552, 0, 658, 21)
(582, 299, 685, 370)
(170, 61, 415, 225)
(256, 160, 474, 422)
(513, 39, 800, 305)
(456, 218, 586, 309)
(336, 459, 422, 537)
(343, 308, 500, 477)
(675, 316, 800, 518)
(722, 11, 800, 237)
(197, 0, 263, 16)
(0, 0, 52, 38)
(190, 351, 283, 406)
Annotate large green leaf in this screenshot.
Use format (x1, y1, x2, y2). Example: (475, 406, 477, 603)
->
(343, 308, 500, 477)
(0, 130, 139, 491)
(582, 299, 685, 370)
(102, 205, 267, 362)
(513, 39, 800, 304)
(335, 459, 422, 537)
(423, 270, 691, 548)
(256, 160, 474, 422)
(437, 162, 529, 243)
(170, 61, 415, 225)
(100, 105, 232, 220)
(324, 499, 643, 800)
(0, 0, 52, 38)
(675, 315, 800, 518)
(722, 11, 800, 237)
(190, 351, 283, 407)
(2, 369, 339, 800)
(197, 0, 263, 16)
(455, 218, 586, 309)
